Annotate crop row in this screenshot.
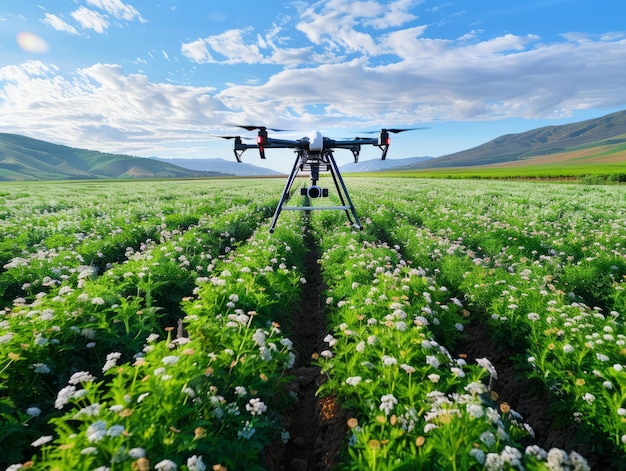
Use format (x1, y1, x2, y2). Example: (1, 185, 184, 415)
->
(1, 179, 295, 468)
(310, 205, 592, 469)
(342, 178, 625, 467)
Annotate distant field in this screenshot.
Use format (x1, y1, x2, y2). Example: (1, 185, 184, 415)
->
(369, 141, 626, 182)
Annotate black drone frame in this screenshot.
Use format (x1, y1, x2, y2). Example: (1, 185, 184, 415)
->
(219, 126, 421, 233)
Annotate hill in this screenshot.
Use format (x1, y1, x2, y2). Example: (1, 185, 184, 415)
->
(0, 134, 221, 181)
(150, 157, 282, 176)
(403, 109, 626, 169)
(340, 156, 432, 173)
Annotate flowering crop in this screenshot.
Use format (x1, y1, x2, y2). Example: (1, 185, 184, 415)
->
(2, 177, 625, 469)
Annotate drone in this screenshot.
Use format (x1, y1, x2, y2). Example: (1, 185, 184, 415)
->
(218, 126, 423, 233)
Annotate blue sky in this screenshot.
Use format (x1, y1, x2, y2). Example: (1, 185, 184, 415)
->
(1, 0, 626, 172)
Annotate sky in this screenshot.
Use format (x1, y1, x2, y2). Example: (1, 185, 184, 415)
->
(2, 0, 626, 173)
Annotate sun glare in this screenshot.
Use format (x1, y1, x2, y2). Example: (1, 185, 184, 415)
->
(16, 31, 50, 53)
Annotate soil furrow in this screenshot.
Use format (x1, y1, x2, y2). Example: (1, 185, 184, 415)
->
(267, 218, 347, 470)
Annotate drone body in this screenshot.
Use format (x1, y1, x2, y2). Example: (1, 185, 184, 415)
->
(221, 126, 423, 232)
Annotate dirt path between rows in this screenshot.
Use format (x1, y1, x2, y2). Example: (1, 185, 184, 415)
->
(266, 221, 347, 471)
(455, 317, 607, 468)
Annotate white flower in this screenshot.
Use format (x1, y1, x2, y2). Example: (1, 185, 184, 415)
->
(187, 455, 206, 471)
(582, 393, 595, 404)
(137, 392, 150, 403)
(467, 403, 484, 418)
(379, 394, 398, 415)
(103, 352, 122, 372)
(26, 407, 42, 417)
(155, 459, 177, 471)
(480, 431, 496, 447)
(55, 385, 77, 409)
(74, 403, 101, 418)
(424, 423, 438, 433)
(162, 355, 180, 366)
(31, 363, 51, 374)
(252, 329, 267, 346)
(31, 435, 53, 447)
(476, 357, 497, 379)
(596, 353, 610, 362)
(426, 355, 440, 369)
(323, 334, 337, 346)
(382, 355, 397, 366)
(106, 424, 125, 437)
(345, 376, 362, 386)
(129, 448, 146, 458)
(246, 398, 267, 416)
(563, 344, 574, 353)
(87, 420, 107, 443)
(470, 448, 486, 464)
(68, 371, 96, 385)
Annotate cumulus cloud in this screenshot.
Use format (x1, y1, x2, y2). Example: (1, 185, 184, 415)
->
(0, 61, 226, 153)
(215, 32, 626, 125)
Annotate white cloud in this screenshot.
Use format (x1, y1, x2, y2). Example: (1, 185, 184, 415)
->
(215, 33, 626, 125)
(0, 61, 227, 153)
(42, 13, 79, 34)
(181, 39, 214, 64)
(86, 0, 145, 22)
(71, 6, 108, 33)
(182, 28, 264, 65)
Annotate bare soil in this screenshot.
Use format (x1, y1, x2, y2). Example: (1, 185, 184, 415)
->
(265, 224, 347, 471)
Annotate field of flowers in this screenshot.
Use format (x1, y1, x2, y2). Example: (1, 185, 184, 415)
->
(0, 177, 624, 470)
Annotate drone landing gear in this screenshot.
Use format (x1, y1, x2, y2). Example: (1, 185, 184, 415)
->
(269, 152, 362, 233)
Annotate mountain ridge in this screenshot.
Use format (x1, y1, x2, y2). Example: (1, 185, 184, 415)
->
(0, 133, 217, 181)
(401, 109, 626, 169)
(0, 134, 279, 180)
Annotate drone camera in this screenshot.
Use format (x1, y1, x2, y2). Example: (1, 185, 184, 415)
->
(301, 186, 328, 199)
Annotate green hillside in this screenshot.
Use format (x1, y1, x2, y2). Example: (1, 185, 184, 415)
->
(405, 109, 626, 169)
(0, 133, 218, 181)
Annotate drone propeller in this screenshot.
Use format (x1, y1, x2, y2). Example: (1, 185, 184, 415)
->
(232, 125, 291, 132)
(361, 127, 428, 134)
